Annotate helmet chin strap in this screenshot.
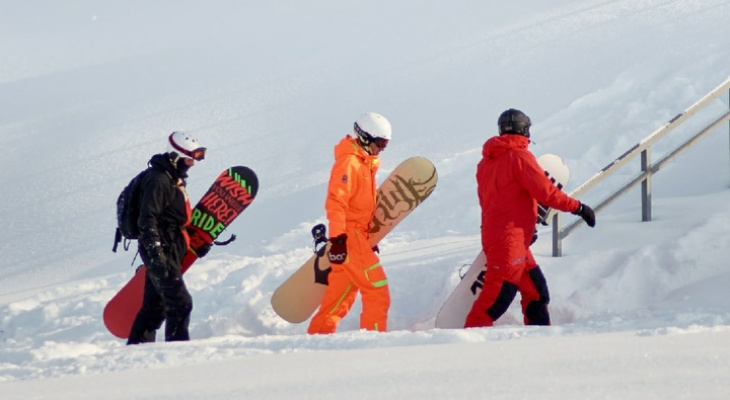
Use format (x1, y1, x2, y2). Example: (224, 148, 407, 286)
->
(168, 152, 191, 174)
(356, 136, 373, 154)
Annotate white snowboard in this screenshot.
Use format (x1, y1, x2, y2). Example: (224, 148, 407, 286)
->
(434, 153, 570, 329)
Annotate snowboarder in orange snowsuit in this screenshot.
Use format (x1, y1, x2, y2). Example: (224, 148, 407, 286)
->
(464, 109, 597, 328)
(307, 112, 392, 334)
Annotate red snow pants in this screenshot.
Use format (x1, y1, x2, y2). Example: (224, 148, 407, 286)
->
(464, 250, 550, 328)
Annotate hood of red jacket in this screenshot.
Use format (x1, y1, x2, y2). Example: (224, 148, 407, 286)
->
(482, 134, 530, 160)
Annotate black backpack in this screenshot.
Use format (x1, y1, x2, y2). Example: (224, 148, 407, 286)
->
(112, 169, 149, 252)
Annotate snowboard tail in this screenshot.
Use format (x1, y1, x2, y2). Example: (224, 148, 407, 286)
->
(270, 156, 438, 324)
(103, 166, 259, 339)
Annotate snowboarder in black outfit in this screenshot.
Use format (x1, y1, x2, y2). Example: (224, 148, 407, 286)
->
(127, 131, 209, 344)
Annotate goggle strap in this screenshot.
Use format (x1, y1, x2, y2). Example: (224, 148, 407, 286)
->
(354, 122, 373, 144)
(354, 123, 388, 149)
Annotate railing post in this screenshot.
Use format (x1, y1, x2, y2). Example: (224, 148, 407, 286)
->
(641, 149, 652, 222)
(552, 212, 562, 257)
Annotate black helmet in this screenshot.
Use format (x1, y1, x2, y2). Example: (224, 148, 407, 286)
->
(498, 108, 531, 138)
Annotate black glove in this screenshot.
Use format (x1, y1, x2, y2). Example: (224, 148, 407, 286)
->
(372, 244, 380, 254)
(328, 234, 348, 264)
(197, 243, 212, 258)
(572, 202, 596, 228)
(530, 228, 538, 246)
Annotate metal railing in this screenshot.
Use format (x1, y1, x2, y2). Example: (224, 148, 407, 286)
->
(549, 77, 730, 256)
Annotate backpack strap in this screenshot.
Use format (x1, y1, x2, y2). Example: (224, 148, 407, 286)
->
(112, 228, 122, 253)
(112, 227, 135, 253)
(130, 249, 140, 266)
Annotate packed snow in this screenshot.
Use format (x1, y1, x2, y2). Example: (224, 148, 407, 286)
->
(1, 1, 730, 398)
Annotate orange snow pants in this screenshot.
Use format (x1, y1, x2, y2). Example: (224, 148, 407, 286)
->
(464, 250, 550, 328)
(307, 230, 390, 334)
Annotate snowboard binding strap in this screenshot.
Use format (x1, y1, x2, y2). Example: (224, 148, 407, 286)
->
(311, 223, 331, 285)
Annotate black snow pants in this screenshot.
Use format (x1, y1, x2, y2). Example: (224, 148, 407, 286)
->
(127, 260, 192, 344)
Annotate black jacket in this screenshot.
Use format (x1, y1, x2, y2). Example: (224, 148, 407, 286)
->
(137, 153, 190, 270)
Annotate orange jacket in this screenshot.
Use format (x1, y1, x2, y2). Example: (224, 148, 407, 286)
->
(477, 135, 580, 250)
(326, 135, 380, 237)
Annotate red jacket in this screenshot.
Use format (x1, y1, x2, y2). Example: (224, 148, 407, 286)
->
(477, 135, 579, 252)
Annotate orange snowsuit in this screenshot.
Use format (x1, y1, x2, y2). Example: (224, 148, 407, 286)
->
(307, 135, 390, 334)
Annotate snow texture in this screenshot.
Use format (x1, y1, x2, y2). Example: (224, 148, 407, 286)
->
(1, 0, 730, 398)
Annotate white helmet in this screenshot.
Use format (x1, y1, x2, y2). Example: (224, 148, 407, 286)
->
(354, 112, 392, 147)
(167, 131, 206, 161)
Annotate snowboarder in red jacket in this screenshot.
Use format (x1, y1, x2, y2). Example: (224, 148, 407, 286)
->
(464, 109, 596, 328)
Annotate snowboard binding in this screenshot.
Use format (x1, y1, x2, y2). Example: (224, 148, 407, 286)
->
(311, 223, 331, 285)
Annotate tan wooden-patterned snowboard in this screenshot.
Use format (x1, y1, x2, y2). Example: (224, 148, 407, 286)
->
(271, 156, 438, 323)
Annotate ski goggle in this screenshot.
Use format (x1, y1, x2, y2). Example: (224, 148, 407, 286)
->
(169, 137, 207, 160)
(354, 122, 389, 150)
(355, 122, 388, 150)
(174, 146, 206, 161)
(373, 137, 389, 150)
(185, 147, 207, 161)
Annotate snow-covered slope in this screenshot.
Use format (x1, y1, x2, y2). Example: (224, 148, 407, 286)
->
(1, 1, 730, 398)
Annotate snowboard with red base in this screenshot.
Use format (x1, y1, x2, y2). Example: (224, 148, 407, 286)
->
(271, 156, 438, 323)
(434, 154, 569, 329)
(103, 166, 258, 339)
